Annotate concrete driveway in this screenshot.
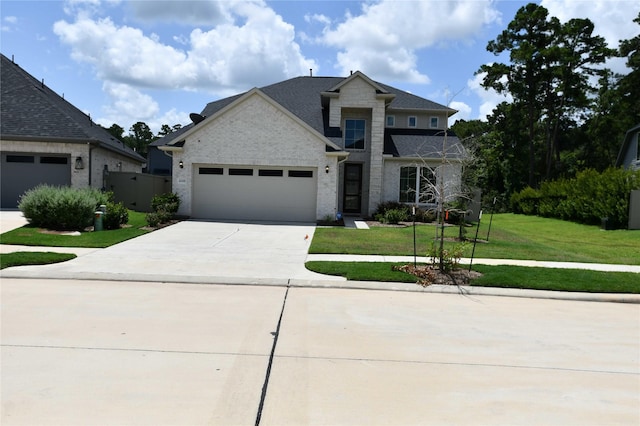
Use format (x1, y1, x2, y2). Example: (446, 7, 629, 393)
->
(1, 220, 343, 284)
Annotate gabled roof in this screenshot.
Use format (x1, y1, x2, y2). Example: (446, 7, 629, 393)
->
(158, 74, 453, 142)
(156, 72, 459, 161)
(160, 87, 346, 154)
(0, 54, 144, 163)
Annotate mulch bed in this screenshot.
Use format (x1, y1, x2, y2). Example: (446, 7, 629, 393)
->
(393, 264, 482, 286)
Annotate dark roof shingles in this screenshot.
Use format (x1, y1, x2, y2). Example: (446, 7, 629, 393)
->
(0, 54, 143, 162)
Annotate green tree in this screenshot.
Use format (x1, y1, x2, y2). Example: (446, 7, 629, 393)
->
(478, 4, 614, 185)
(478, 3, 555, 187)
(124, 121, 155, 157)
(617, 12, 640, 128)
(157, 123, 182, 137)
(105, 123, 125, 140)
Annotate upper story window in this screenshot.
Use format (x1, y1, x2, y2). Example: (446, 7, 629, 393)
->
(344, 119, 366, 150)
(408, 116, 417, 128)
(430, 117, 439, 128)
(386, 115, 395, 127)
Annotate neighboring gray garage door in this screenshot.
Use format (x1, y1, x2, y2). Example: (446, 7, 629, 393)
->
(192, 165, 317, 222)
(1, 153, 71, 208)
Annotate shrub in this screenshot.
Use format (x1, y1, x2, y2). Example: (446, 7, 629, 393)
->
(145, 212, 162, 228)
(146, 192, 181, 227)
(427, 242, 468, 273)
(379, 208, 408, 224)
(151, 192, 180, 215)
(102, 201, 129, 230)
(510, 186, 540, 215)
(414, 208, 436, 223)
(18, 185, 109, 231)
(510, 168, 640, 229)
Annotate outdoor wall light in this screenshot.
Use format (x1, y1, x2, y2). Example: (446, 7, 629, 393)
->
(179, 160, 184, 169)
(325, 165, 330, 174)
(74, 156, 84, 170)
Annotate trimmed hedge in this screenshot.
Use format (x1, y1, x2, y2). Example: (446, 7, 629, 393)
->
(18, 185, 110, 231)
(511, 168, 640, 229)
(146, 192, 181, 227)
(102, 201, 129, 230)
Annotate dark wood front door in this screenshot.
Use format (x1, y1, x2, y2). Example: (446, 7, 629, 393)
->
(343, 163, 362, 213)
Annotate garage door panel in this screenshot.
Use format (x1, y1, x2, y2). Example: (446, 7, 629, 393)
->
(193, 166, 317, 222)
(1, 153, 71, 208)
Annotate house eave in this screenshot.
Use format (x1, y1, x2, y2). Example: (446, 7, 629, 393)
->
(159, 145, 184, 153)
(326, 151, 349, 158)
(0, 134, 145, 163)
(385, 155, 464, 163)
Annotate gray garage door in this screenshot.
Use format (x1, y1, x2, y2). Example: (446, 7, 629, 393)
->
(1, 153, 71, 208)
(192, 165, 317, 222)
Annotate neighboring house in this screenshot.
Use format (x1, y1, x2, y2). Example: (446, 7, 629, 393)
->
(156, 71, 464, 222)
(0, 54, 145, 208)
(616, 123, 640, 171)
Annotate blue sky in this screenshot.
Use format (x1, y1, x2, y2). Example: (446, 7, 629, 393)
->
(1, 0, 637, 134)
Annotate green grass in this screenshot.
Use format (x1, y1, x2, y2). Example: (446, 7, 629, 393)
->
(306, 261, 420, 283)
(1, 252, 76, 269)
(311, 214, 640, 265)
(0, 210, 149, 248)
(305, 261, 640, 294)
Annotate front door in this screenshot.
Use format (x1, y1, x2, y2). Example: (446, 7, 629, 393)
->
(343, 163, 362, 213)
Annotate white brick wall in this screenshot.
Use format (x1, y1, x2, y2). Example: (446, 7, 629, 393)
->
(382, 158, 463, 206)
(173, 92, 339, 219)
(328, 77, 387, 215)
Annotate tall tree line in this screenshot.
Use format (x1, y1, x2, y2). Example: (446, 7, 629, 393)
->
(454, 4, 639, 210)
(105, 122, 182, 157)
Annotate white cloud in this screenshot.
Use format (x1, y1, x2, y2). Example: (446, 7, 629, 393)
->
(468, 71, 512, 121)
(318, 0, 501, 82)
(541, 0, 638, 74)
(449, 101, 472, 123)
(96, 82, 190, 133)
(99, 81, 159, 125)
(53, 2, 316, 92)
(304, 13, 331, 26)
(53, 1, 317, 128)
(541, 0, 637, 48)
(2, 15, 17, 32)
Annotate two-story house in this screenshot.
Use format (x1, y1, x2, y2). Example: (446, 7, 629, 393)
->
(156, 71, 465, 222)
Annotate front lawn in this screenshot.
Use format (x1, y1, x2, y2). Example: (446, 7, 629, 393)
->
(305, 261, 640, 294)
(1, 252, 76, 269)
(0, 210, 149, 248)
(311, 214, 640, 265)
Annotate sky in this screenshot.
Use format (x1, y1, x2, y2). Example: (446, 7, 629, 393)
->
(1, 0, 637, 134)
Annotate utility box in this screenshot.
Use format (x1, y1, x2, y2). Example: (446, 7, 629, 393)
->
(629, 190, 640, 230)
(94, 211, 103, 231)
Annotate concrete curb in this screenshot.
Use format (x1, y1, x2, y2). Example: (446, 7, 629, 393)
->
(2, 269, 638, 304)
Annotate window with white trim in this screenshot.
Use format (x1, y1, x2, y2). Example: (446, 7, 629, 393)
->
(430, 117, 438, 128)
(344, 119, 365, 150)
(408, 116, 417, 128)
(386, 115, 395, 127)
(399, 166, 436, 204)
